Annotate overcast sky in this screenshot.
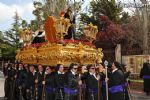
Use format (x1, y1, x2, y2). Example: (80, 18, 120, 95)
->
(0, 0, 143, 32)
(0, 0, 35, 31)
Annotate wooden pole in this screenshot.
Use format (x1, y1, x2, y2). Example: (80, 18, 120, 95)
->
(104, 60, 109, 100)
(98, 74, 100, 100)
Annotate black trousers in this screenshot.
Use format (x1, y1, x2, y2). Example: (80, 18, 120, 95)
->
(109, 92, 124, 100)
(45, 92, 55, 100)
(64, 93, 79, 100)
(4, 78, 10, 98)
(87, 92, 98, 100)
(55, 88, 64, 100)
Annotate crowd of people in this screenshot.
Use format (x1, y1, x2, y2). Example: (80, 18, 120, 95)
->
(3, 61, 131, 100)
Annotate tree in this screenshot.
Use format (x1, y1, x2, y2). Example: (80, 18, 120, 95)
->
(96, 15, 125, 45)
(79, 0, 130, 62)
(30, 0, 82, 31)
(4, 11, 22, 48)
(44, 0, 67, 16)
(80, 0, 128, 24)
(30, 0, 67, 31)
(1, 11, 26, 60)
(80, 0, 128, 46)
(30, 1, 44, 31)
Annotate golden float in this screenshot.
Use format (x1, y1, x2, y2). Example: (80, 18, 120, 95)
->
(16, 16, 103, 66)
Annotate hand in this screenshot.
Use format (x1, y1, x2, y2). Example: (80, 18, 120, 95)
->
(105, 78, 109, 82)
(26, 89, 29, 93)
(78, 80, 82, 85)
(35, 79, 38, 83)
(103, 69, 106, 74)
(82, 69, 88, 73)
(96, 75, 100, 80)
(14, 75, 17, 78)
(42, 81, 45, 85)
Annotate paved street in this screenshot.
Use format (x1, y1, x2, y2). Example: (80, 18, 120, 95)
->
(131, 90, 150, 100)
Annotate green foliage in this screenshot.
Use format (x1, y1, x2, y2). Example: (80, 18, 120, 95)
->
(21, 20, 28, 28)
(80, 0, 129, 25)
(31, 1, 44, 30)
(89, 0, 122, 22)
(80, 0, 130, 47)
(1, 12, 26, 60)
(30, 0, 67, 31)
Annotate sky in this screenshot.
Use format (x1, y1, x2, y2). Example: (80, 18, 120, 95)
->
(0, 0, 35, 31)
(0, 0, 142, 32)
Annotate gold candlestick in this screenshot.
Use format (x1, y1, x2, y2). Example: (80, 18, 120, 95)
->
(54, 17, 71, 42)
(84, 23, 98, 43)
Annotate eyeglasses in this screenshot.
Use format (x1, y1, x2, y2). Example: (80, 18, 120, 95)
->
(73, 68, 78, 70)
(46, 68, 49, 70)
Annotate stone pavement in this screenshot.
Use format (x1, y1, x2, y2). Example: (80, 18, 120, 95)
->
(131, 90, 150, 100)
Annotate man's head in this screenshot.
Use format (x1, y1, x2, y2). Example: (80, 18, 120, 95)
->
(56, 64, 64, 73)
(19, 63, 23, 69)
(87, 64, 96, 74)
(112, 61, 120, 70)
(45, 66, 52, 74)
(69, 63, 78, 73)
(38, 64, 43, 72)
(81, 65, 87, 73)
(29, 65, 35, 73)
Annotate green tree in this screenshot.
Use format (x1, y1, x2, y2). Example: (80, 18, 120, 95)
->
(4, 11, 21, 48)
(30, 0, 82, 31)
(21, 20, 28, 28)
(1, 11, 26, 60)
(80, 0, 128, 25)
(30, 1, 44, 31)
(80, 0, 128, 44)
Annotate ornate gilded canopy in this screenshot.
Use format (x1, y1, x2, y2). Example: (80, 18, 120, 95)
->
(16, 16, 103, 66)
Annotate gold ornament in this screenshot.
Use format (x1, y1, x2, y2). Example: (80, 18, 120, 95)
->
(84, 23, 98, 42)
(16, 16, 103, 67)
(19, 28, 32, 46)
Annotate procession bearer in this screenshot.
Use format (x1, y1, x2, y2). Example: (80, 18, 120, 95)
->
(85, 64, 100, 100)
(54, 64, 65, 100)
(64, 63, 82, 100)
(108, 61, 124, 100)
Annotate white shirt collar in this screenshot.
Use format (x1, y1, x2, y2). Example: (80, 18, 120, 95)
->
(39, 71, 43, 75)
(89, 72, 97, 79)
(58, 71, 64, 74)
(89, 72, 95, 75)
(112, 68, 118, 73)
(71, 70, 76, 75)
(32, 71, 35, 75)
